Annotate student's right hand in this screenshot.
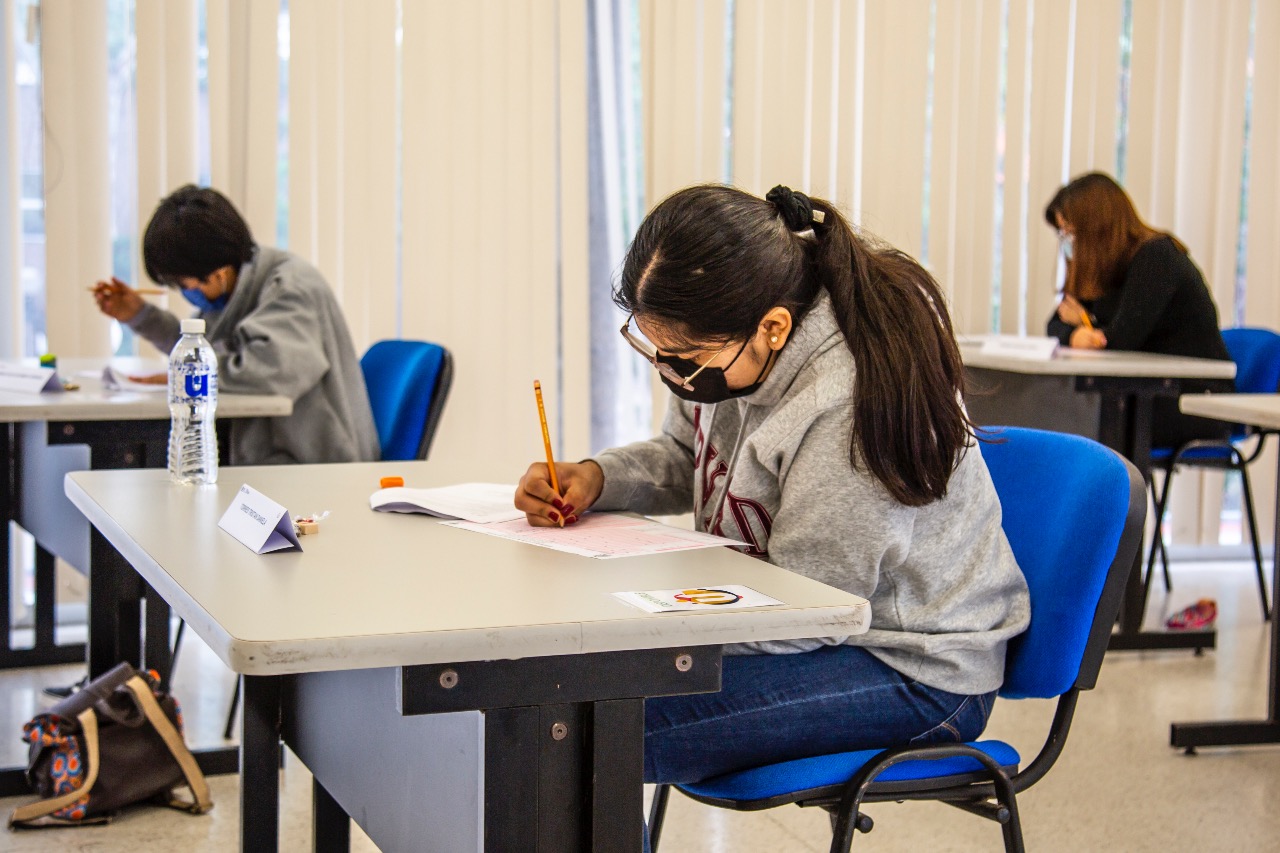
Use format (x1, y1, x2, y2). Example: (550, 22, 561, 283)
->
(92, 277, 145, 323)
(515, 460, 604, 527)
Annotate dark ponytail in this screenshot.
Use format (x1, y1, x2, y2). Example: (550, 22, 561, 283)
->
(616, 184, 972, 507)
(808, 197, 972, 506)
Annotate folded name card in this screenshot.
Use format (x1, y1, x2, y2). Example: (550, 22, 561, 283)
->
(218, 483, 303, 554)
(978, 335, 1059, 361)
(0, 363, 64, 394)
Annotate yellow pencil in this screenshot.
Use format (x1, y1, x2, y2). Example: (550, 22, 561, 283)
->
(87, 285, 167, 296)
(1079, 310, 1093, 330)
(533, 380, 564, 527)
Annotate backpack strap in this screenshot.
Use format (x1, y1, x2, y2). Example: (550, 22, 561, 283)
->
(8, 709, 102, 827)
(122, 676, 213, 814)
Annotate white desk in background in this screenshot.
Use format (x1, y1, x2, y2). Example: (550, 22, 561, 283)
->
(65, 460, 871, 852)
(960, 340, 1236, 653)
(0, 358, 290, 795)
(1170, 393, 1280, 752)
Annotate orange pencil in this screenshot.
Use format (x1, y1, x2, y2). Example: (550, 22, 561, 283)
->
(533, 380, 564, 527)
(1079, 309, 1094, 330)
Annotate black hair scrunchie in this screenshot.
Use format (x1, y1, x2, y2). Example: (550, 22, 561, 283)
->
(765, 184, 815, 231)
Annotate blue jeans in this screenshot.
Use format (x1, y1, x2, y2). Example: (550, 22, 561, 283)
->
(644, 645, 996, 785)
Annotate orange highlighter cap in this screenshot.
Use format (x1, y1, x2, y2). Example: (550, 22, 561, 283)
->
(380, 476, 404, 489)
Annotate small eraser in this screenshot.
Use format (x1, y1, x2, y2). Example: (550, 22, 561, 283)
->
(297, 521, 319, 535)
(380, 476, 404, 488)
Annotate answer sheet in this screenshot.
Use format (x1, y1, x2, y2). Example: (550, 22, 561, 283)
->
(441, 512, 738, 559)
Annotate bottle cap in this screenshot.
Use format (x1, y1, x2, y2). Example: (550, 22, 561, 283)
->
(180, 318, 206, 334)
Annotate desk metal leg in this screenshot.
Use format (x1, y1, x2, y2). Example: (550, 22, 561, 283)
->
(1171, 451, 1280, 750)
(1093, 386, 1215, 652)
(313, 776, 351, 852)
(242, 675, 283, 852)
(484, 698, 643, 852)
(144, 582, 172, 687)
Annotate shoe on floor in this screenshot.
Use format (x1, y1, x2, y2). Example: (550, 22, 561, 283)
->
(1166, 598, 1217, 630)
(41, 674, 88, 699)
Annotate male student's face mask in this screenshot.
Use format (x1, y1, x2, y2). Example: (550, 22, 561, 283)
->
(179, 283, 230, 313)
(656, 341, 776, 405)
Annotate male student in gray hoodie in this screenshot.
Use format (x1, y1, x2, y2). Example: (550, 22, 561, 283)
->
(516, 184, 1030, 789)
(93, 184, 378, 465)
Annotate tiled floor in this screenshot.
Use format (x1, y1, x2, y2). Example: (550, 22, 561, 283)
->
(2, 560, 1279, 851)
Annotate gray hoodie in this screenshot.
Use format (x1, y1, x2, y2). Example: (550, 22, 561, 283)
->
(129, 246, 380, 466)
(592, 293, 1030, 695)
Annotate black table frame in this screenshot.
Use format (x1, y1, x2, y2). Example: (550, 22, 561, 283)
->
(0, 417, 239, 798)
(1170, 440, 1280, 751)
(238, 647, 722, 851)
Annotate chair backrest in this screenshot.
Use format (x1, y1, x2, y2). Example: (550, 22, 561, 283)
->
(360, 340, 453, 461)
(1222, 327, 1280, 395)
(979, 427, 1145, 700)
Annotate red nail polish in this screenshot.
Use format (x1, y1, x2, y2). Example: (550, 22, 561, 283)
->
(566, 515, 578, 524)
(548, 511, 560, 523)
(552, 499, 565, 510)
(562, 505, 575, 516)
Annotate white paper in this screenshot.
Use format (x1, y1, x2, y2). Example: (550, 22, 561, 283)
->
(0, 363, 63, 394)
(218, 483, 303, 554)
(369, 483, 524, 524)
(978, 335, 1059, 361)
(441, 512, 738, 559)
(102, 365, 168, 393)
(613, 585, 784, 613)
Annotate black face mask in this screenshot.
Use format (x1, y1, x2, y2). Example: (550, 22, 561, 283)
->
(657, 342, 776, 405)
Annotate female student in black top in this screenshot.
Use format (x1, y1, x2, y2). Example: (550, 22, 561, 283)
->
(1045, 172, 1235, 448)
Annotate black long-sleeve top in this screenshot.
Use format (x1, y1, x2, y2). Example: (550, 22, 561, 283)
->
(1046, 236, 1232, 363)
(1046, 235, 1235, 447)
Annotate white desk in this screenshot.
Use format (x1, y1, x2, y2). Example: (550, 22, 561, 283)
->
(961, 343, 1235, 653)
(1170, 393, 1280, 752)
(65, 460, 870, 852)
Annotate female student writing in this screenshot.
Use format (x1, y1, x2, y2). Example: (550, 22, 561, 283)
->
(1045, 172, 1235, 447)
(515, 184, 1030, 787)
(92, 185, 379, 465)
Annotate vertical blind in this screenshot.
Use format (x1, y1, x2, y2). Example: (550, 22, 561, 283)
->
(12, 0, 1278, 542)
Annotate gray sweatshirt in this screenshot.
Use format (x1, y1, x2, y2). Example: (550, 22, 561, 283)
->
(592, 294, 1030, 695)
(129, 246, 380, 466)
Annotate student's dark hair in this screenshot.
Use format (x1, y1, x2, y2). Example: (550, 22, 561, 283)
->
(142, 184, 255, 284)
(614, 184, 972, 507)
(1044, 171, 1186, 301)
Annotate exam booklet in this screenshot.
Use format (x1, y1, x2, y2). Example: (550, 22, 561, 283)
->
(369, 483, 525, 524)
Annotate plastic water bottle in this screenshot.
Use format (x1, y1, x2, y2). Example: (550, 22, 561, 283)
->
(168, 318, 219, 484)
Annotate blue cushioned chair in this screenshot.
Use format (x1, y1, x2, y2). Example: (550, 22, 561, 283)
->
(1145, 328, 1280, 621)
(647, 427, 1145, 853)
(360, 339, 454, 461)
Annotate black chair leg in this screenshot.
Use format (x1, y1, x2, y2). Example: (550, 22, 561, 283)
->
(224, 675, 242, 740)
(1144, 466, 1177, 613)
(648, 784, 671, 852)
(170, 619, 186, 675)
(1237, 465, 1272, 621)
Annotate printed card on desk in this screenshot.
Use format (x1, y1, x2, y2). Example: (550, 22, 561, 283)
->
(978, 335, 1059, 360)
(613, 585, 784, 613)
(218, 484, 303, 554)
(0, 363, 63, 394)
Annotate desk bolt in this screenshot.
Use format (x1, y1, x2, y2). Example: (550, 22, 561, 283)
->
(62, 424, 75, 437)
(550, 722, 568, 741)
(439, 669, 459, 689)
(675, 653, 693, 672)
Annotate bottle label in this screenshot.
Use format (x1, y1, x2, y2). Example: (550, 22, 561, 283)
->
(184, 373, 210, 398)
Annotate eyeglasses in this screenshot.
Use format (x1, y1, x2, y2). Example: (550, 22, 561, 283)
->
(620, 315, 732, 390)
